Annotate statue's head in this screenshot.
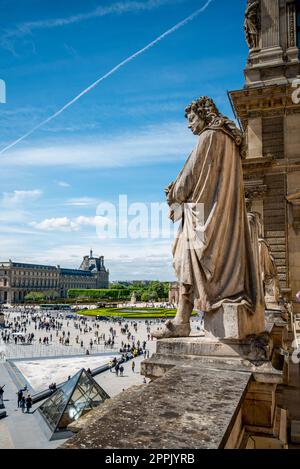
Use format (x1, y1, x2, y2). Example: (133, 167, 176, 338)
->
(185, 96, 246, 158)
(185, 97, 219, 135)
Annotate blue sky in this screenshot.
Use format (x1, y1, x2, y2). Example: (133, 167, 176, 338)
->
(0, 0, 247, 280)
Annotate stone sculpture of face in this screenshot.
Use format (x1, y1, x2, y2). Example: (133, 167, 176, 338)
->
(187, 110, 206, 135)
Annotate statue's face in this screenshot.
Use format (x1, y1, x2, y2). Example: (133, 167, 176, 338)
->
(187, 110, 205, 135)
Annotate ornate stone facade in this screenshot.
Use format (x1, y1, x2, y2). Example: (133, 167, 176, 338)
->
(230, 0, 300, 312)
(0, 251, 109, 303)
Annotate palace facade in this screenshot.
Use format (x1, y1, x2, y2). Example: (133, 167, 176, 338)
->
(0, 250, 109, 303)
(229, 0, 300, 313)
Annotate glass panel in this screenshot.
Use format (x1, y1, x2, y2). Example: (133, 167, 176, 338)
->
(39, 368, 110, 434)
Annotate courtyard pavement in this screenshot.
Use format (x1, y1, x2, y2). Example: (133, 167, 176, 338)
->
(0, 310, 203, 448)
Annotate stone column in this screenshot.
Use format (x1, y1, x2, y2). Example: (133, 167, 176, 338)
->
(286, 1, 299, 63)
(262, 0, 280, 48)
(260, 0, 283, 65)
(247, 116, 263, 159)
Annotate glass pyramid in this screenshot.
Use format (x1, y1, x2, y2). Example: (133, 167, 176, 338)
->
(38, 368, 110, 437)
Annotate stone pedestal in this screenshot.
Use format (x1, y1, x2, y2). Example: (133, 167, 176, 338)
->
(142, 334, 282, 383)
(141, 321, 288, 446)
(203, 303, 265, 340)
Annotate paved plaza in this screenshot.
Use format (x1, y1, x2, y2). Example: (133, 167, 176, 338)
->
(0, 308, 203, 448)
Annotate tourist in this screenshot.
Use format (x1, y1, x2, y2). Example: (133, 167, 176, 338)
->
(119, 365, 124, 377)
(26, 395, 32, 413)
(131, 361, 135, 373)
(17, 389, 23, 407)
(20, 395, 26, 413)
(0, 385, 5, 408)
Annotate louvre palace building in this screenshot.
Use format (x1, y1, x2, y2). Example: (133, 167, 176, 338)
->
(0, 250, 109, 303)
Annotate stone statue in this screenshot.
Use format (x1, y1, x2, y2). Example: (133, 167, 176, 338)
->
(248, 212, 281, 307)
(244, 0, 260, 50)
(130, 291, 137, 305)
(247, 212, 265, 315)
(248, 211, 283, 312)
(153, 97, 260, 339)
(256, 215, 281, 309)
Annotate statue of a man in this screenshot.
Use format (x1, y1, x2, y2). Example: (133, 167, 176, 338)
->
(244, 0, 260, 50)
(257, 218, 281, 309)
(153, 97, 259, 339)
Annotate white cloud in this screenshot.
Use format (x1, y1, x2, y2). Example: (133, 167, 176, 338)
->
(65, 197, 98, 206)
(1, 122, 195, 169)
(2, 189, 42, 206)
(1, 0, 184, 54)
(31, 217, 79, 232)
(30, 215, 109, 232)
(56, 181, 71, 188)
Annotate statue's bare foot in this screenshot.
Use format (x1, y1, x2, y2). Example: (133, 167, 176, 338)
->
(152, 320, 191, 339)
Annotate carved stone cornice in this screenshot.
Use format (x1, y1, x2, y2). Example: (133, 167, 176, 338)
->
(244, 179, 267, 205)
(242, 155, 274, 169)
(230, 84, 300, 128)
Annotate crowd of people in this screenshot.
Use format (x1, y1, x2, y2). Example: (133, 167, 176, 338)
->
(0, 307, 161, 358)
(0, 306, 161, 411)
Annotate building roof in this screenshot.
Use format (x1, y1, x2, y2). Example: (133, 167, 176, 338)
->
(59, 268, 92, 277)
(1, 262, 56, 270)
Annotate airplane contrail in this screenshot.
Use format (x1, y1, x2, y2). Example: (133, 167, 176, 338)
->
(0, 0, 214, 155)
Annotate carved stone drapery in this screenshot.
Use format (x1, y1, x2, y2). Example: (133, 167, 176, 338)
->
(245, 0, 261, 50)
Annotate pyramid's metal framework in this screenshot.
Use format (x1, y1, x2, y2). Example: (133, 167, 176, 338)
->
(38, 368, 110, 438)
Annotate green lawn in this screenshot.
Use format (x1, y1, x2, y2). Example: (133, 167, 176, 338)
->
(77, 307, 197, 319)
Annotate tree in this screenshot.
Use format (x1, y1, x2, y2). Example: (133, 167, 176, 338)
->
(25, 291, 45, 302)
(141, 292, 149, 302)
(44, 290, 59, 301)
(109, 283, 127, 290)
(148, 281, 167, 300)
(148, 291, 158, 301)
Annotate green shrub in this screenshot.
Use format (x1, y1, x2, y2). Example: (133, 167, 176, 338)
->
(68, 289, 131, 300)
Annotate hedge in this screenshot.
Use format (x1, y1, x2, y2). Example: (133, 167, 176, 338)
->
(67, 289, 131, 300)
(77, 307, 197, 319)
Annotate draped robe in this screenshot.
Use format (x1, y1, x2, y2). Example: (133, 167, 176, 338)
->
(167, 127, 259, 313)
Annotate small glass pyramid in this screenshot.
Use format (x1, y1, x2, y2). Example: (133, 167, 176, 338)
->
(38, 368, 110, 437)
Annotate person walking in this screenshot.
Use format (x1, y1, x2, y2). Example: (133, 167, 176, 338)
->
(17, 389, 23, 407)
(131, 361, 135, 373)
(26, 395, 32, 413)
(119, 365, 124, 377)
(0, 385, 5, 409)
(20, 395, 26, 413)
